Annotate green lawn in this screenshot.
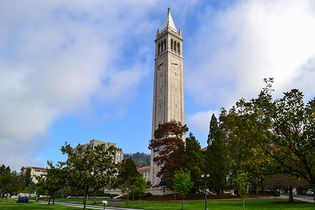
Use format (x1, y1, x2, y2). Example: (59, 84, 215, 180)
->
(121, 199, 315, 210)
(1, 198, 313, 210)
(0, 203, 80, 210)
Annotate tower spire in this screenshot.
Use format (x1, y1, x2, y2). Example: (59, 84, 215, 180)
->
(162, 8, 177, 31)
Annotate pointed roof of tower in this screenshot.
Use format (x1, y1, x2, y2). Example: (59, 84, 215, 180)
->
(162, 8, 177, 31)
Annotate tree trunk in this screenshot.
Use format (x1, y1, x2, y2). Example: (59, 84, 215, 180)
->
(288, 186, 294, 202)
(83, 191, 88, 210)
(52, 196, 55, 205)
(93, 191, 96, 205)
(181, 196, 184, 210)
(125, 195, 129, 208)
(48, 196, 51, 205)
(312, 176, 315, 206)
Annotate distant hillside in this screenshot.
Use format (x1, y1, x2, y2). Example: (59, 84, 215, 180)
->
(124, 152, 150, 167)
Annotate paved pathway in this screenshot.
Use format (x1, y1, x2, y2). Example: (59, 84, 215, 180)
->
(280, 195, 314, 204)
(41, 201, 141, 210)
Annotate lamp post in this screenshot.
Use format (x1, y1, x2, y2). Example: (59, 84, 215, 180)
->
(102, 200, 108, 210)
(201, 174, 210, 210)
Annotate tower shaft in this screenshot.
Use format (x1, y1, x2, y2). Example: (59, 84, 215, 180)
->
(150, 9, 185, 187)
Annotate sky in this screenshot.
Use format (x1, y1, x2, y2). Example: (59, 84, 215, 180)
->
(1, 0, 315, 170)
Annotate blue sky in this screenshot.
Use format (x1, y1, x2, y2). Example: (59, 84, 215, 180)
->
(1, 0, 315, 170)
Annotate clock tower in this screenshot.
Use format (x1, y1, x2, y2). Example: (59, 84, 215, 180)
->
(150, 8, 185, 187)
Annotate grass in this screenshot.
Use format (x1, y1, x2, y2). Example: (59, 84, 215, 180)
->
(0, 203, 81, 210)
(120, 199, 315, 210)
(1, 198, 313, 210)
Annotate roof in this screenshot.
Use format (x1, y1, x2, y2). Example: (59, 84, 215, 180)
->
(201, 147, 207, 153)
(162, 8, 177, 31)
(21, 166, 46, 171)
(137, 165, 150, 172)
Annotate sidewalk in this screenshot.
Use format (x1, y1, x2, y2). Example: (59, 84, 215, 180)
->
(40, 201, 142, 210)
(280, 195, 315, 204)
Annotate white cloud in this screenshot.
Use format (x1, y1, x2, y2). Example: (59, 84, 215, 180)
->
(186, 0, 315, 109)
(187, 110, 219, 134)
(0, 0, 159, 169)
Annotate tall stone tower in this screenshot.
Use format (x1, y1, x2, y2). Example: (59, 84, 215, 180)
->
(150, 8, 185, 187)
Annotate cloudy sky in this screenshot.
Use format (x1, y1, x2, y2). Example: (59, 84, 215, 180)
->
(1, 0, 314, 170)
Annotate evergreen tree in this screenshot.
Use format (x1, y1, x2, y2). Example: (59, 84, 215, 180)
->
(206, 114, 228, 194)
(184, 133, 204, 192)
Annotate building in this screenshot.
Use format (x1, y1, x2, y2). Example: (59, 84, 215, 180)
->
(88, 139, 123, 164)
(137, 165, 151, 182)
(150, 8, 185, 187)
(21, 166, 47, 184)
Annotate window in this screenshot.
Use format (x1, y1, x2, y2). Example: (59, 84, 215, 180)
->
(163, 39, 166, 51)
(171, 39, 173, 50)
(177, 43, 180, 54)
(174, 41, 177, 51)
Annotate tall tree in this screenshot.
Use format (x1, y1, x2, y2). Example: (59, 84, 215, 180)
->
(61, 143, 117, 210)
(184, 133, 204, 192)
(258, 88, 315, 203)
(148, 121, 188, 188)
(0, 165, 23, 196)
(206, 114, 228, 194)
(221, 79, 315, 202)
(23, 167, 34, 190)
(117, 158, 141, 206)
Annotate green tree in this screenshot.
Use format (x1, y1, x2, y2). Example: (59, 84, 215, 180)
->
(258, 88, 315, 203)
(117, 158, 141, 207)
(220, 79, 315, 203)
(0, 165, 23, 196)
(206, 114, 228, 194)
(36, 161, 65, 204)
(130, 175, 147, 208)
(61, 142, 117, 210)
(184, 133, 204, 192)
(23, 167, 34, 191)
(173, 170, 193, 210)
(148, 121, 188, 188)
(235, 172, 249, 210)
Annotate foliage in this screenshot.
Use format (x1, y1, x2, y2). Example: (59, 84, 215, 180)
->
(235, 172, 249, 210)
(60, 142, 118, 209)
(117, 158, 141, 206)
(124, 152, 150, 167)
(184, 133, 204, 192)
(36, 161, 66, 204)
(220, 78, 315, 202)
(130, 175, 147, 208)
(173, 170, 193, 210)
(206, 114, 228, 194)
(148, 121, 188, 188)
(0, 165, 23, 196)
(23, 168, 33, 189)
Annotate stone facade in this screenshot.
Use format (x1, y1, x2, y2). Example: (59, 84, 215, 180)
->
(150, 8, 185, 187)
(89, 139, 123, 164)
(21, 166, 47, 184)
